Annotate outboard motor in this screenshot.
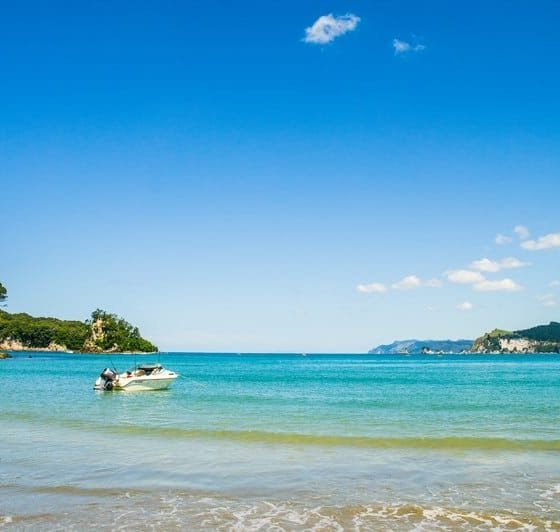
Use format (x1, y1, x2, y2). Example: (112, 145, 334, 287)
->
(100, 368, 116, 381)
(98, 368, 117, 391)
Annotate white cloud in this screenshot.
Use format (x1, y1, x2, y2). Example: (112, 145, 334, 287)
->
(446, 269, 485, 284)
(521, 232, 560, 251)
(550, 280, 560, 288)
(392, 38, 425, 54)
(470, 258, 500, 272)
(470, 257, 529, 272)
(359, 275, 442, 293)
(514, 225, 529, 240)
(538, 294, 557, 307)
(356, 282, 387, 294)
(473, 278, 523, 292)
(495, 233, 512, 245)
(392, 275, 422, 290)
(457, 301, 473, 311)
(303, 13, 360, 44)
(500, 257, 529, 269)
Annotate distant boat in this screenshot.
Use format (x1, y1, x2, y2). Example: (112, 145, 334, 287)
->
(94, 363, 178, 392)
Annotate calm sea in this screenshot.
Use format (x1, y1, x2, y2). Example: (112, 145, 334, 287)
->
(1, 352, 560, 530)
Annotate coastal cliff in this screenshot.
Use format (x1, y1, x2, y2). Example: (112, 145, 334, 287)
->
(471, 322, 560, 353)
(0, 309, 157, 353)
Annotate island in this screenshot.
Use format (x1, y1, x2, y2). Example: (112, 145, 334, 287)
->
(369, 322, 560, 354)
(471, 321, 560, 353)
(369, 339, 473, 354)
(0, 308, 157, 353)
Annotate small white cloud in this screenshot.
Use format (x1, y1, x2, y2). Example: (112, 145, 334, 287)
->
(473, 278, 523, 292)
(356, 282, 387, 294)
(470, 257, 529, 272)
(521, 232, 560, 251)
(537, 294, 557, 307)
(447, 269, 486, 284)
(426, 305, 435, 311)
(495, 233, 512, 245)
(392, 38, 425, 54)
(392, 275, 422, 290)
(500, 257, 529, 269)
(359, 276, 442, 293)
(549, 280, 560, 288)
(457, 301, 473, 311)
(470, 258, 500, 273)
(303, 13, 360, 44)
(514, 225, 530, 240)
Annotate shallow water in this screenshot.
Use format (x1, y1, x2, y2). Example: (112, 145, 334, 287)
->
(1, 353, 560, 530)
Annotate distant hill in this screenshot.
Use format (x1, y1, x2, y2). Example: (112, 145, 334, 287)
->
(0, 309, 157, 353)
(471, 322, 560, 353)
(369, 339, 473, 354)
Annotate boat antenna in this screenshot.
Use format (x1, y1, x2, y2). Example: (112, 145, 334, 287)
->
(109, 355, 119, 374)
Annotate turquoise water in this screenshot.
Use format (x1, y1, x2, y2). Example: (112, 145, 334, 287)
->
(1, 352, 560, 530)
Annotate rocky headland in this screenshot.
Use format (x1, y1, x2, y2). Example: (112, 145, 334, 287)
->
(0, 309, 157, 353)
(471, 322, 560, 353)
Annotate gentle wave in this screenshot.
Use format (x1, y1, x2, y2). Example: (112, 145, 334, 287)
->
(3, 411, 560, 451)
(3, 495, 560, 531)
(109, 426, 560, 450)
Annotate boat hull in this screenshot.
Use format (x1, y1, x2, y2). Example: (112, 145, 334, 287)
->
(115, 376, 177, 391)
(94, 366, 178, 392)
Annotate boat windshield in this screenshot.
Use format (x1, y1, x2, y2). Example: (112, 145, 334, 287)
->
(127, 364, 162, 375)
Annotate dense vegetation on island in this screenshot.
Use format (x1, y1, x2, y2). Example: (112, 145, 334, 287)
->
(471, 322, 560, 353)
(0, 285, 8, 357)
(0, 308, 157, 353)
(85, 309, 158, 353)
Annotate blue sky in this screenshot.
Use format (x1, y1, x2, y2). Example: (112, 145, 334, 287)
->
(1, 1, 559, 352)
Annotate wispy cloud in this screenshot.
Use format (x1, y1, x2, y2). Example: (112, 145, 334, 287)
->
(446, 269, 485, 284)
(469, 257, 529, 273)
(392, 275, 422, 290)
(356, 282, 387, 294)
(521, 232, 560, 251)
(514, 225, 530, 240)
(495, 225, 529, 245)
(550, 280, 560, 288)
(392, 38, 425, 55)
(473, 278, 523, 292)
(457, 301, 473, 311)
(303, 13, 360, 44)
(495, 233, 513, 245)
(358, 275, 441, 293)
(537, 294, 557, 307)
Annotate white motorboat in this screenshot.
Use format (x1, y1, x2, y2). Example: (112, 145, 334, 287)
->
(94, 363, 178, 391)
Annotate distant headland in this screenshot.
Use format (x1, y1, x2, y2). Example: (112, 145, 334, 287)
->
(471, 321, 560, 353)
(0, 308, 157, 354)
(369, 321, 560, 354)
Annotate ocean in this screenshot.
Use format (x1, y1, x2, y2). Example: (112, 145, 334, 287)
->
(1, 352, 559, 530)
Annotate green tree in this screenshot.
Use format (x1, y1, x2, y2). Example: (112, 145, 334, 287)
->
(0, 283, 7, 306)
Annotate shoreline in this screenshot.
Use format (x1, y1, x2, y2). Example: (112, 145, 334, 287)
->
(3, 349, 158, 355)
